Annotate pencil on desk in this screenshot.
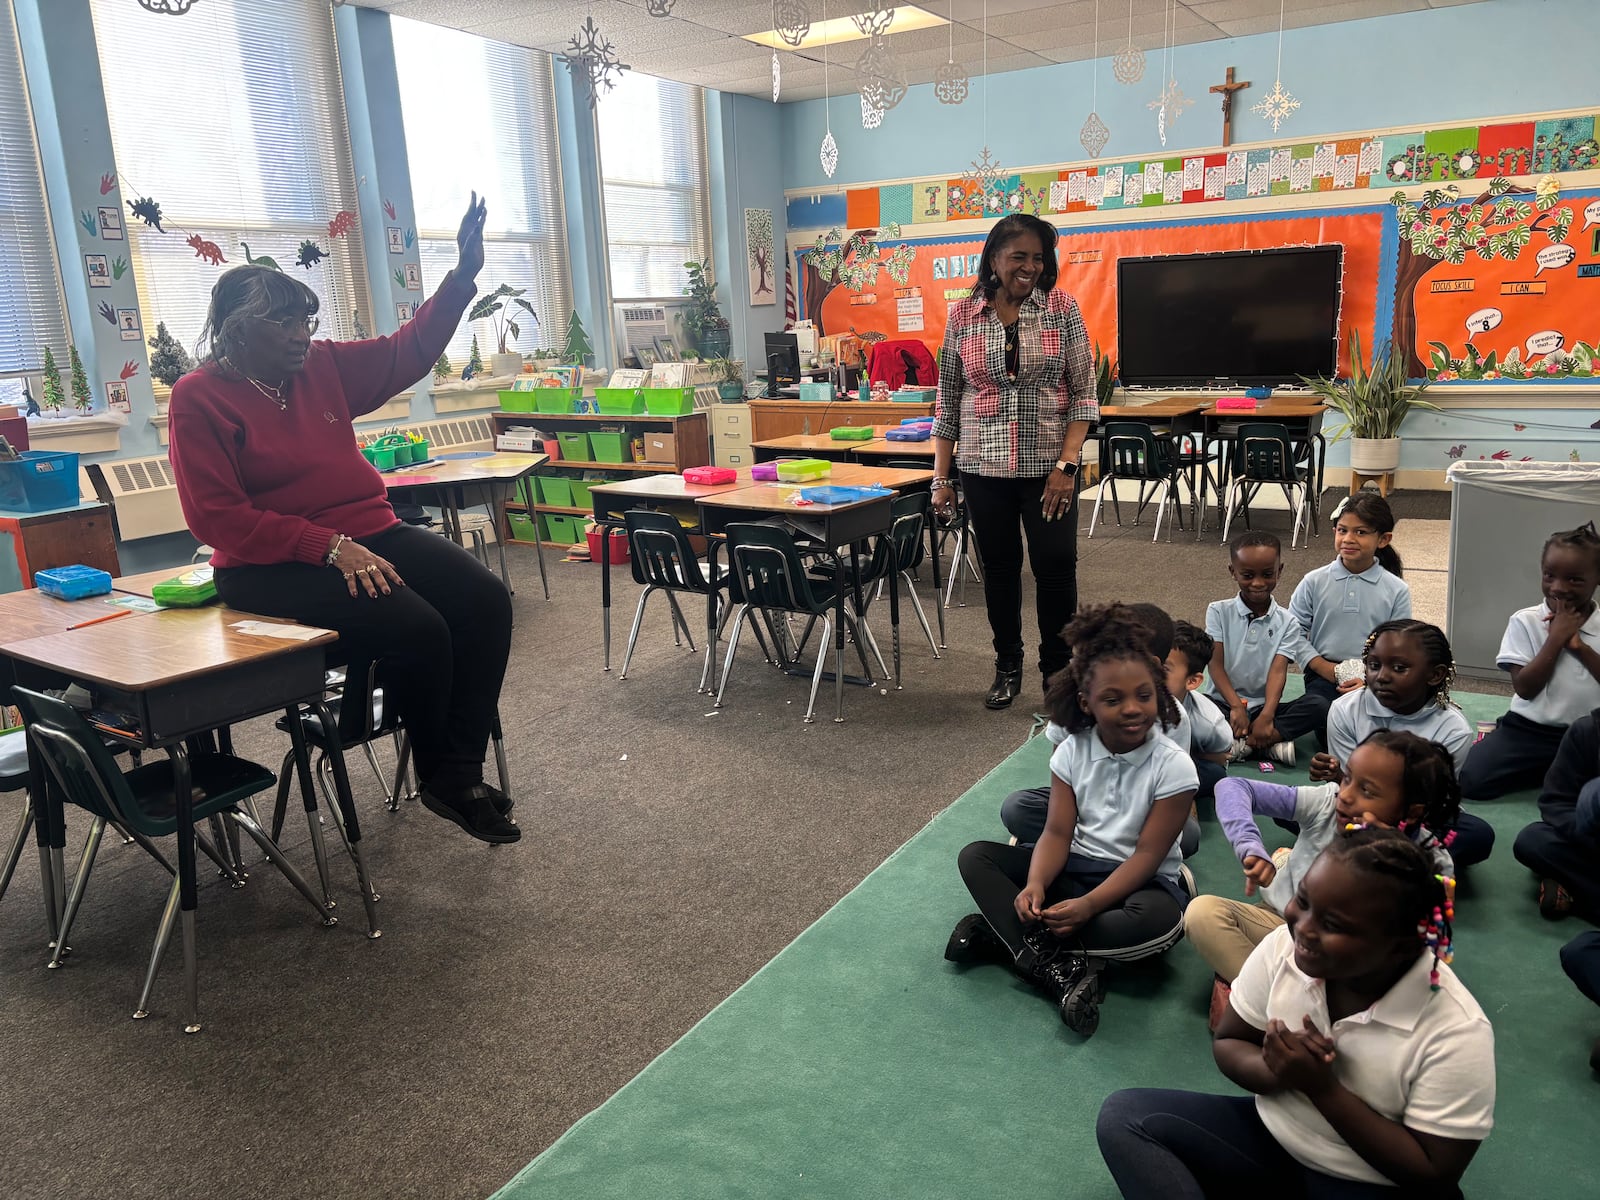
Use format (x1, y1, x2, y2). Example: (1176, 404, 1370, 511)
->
(67, 609, 133, 631)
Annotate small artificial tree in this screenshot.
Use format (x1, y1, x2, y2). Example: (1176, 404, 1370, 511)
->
(68, 345, 93, 413)
(467, 283, 539, 355)
(40, 347, 65, 412)
(563, 311, 595, 366)
(433, 352, 452, 382)
(146, 322, 195, 387)
(466, 335, 484, 378)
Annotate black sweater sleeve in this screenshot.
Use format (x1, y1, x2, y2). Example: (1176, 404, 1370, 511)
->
(1537, 710, 1600, 833)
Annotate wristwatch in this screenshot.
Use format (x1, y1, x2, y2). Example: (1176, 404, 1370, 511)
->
(1054, 460, 1079, 477)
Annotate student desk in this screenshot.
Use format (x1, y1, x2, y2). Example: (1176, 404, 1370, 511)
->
(851, 437, 936, 463)
(749, 429, 898, 463)
(0, 606, 373, 1032)
(1198, 400, 1328, 537)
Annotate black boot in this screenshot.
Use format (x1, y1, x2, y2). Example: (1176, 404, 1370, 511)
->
(985, 658, 1024, 710)
(1019, 931, 1105, 1036)
(944, 913, 1008, 965)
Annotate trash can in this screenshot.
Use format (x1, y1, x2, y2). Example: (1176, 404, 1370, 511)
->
(1446, 460, 1600, 680)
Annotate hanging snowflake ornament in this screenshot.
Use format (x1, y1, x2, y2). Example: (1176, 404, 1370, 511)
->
(775, 0, 812, 46)
(820, 129, 839, 178)
(644, 0, 675, 14)
(934, 59, 968, 105)
(1111, 44, 1144, 84)
(1079, 111, 1110, 159)
(861, 92, 883, 130)
(850, 4, 895, 38)
(1251, 79, 1300, 133)
(969, 145, 1007, 207)
(560, 17, 629, 107)
(856, 37, 906, 112)
(772, 51, 781, 103)
(1147, 78, 1193, 146)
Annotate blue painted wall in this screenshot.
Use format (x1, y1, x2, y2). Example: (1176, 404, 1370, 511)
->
(707, 93, 789, 372)
(780, 0, 1600, 193)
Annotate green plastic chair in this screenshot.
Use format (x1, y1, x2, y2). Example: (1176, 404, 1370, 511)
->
(12, 686, 331, 1028)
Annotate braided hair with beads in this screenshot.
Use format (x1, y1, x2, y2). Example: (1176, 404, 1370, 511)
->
(1347, 729, 1463, 849)
(1044, 604, 1181, 735)
(1361, 618, 1457, 710)
(1322, 828, 1457, 991)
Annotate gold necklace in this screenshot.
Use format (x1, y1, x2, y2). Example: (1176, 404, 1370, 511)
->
(222, 356, 287, 410)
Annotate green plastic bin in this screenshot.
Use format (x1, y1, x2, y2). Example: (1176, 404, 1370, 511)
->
(595, 387, 646, 415)
(498, 390, 537, 413)
(535, 389, 578, 414)
(556, 431, 593, 462)
(641, 386, 696, 415)
(589, 430, 628, 462)
(543, 513, 583, 544)
(537, 474, 574, 507)
(507, 512, 539, 541)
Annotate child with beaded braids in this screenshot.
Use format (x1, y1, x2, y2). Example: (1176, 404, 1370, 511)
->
(1312, 620, 1494, 866)
(1101, 829, 1494, 1198)
(946, 604, 1197, 1037)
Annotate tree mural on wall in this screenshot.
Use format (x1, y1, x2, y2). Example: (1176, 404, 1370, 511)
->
(1391, 175, 1572, 378)
(799, 224, 916, 334)
(746, 208, 774, 300)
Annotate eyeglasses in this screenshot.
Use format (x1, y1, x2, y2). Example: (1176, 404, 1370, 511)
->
(262, 313, 319, 336)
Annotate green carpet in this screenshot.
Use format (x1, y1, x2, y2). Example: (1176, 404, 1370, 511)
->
(495, 691, 1600, 1199)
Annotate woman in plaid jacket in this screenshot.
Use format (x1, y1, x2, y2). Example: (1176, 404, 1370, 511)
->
(931, 214, 1098, 709)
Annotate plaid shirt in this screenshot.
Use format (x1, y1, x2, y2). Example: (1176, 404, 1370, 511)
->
(932, 288, 1098, 477)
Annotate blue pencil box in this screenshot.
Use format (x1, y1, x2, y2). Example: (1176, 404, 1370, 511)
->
(885, 427, 930, 441)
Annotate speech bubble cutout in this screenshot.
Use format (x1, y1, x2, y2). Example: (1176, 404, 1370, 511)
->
(1584, 199, 1600, 230)
(1465, 307, 1503, 335)
(1526, 330, 1564, 357)
(1535, 244, 1577, 274)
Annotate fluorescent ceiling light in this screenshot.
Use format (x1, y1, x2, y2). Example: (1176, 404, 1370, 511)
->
(744, 6, 947, 51)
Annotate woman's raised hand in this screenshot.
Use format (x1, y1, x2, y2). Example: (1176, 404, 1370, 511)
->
(455, 192, 488, 283)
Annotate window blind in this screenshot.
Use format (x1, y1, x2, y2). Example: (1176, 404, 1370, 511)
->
(0, 2, 68, 383)
(597, 73, 710, 301)
(90, 0, 370, 358)
(392, 17, 572, 368)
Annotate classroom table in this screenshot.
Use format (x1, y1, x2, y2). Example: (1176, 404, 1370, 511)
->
(749, 429, 899, 463)
(0, 605, 372, 1032)
(1091, 403, 1208, 534)
(1198, 399, 1328, 538)
(851, 437, 935, 462)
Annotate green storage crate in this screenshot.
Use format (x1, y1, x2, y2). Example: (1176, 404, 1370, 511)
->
(498, 390, 537, 413)
(543, 513, 583, 544)
(570, 478, 608, 510)
(589, 430, 628, 462)
(595, 387, 646, 415)
(641, 386, 696, 415)
(535, 389, 578, 414)
(507, 512, 539, 541)
(556, 431, 593, 462)
(537, 474, 574, 507)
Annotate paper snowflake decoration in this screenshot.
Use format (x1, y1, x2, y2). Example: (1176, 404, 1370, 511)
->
(1147, 78, 1193, 146)
(771, 52, 781, 102)
(820, 129, 839, 178)
(1079, 111, 1110, 159)
(861, 92, 883, 129)
(934, 59, 968, 105)
(775, 0, 811, 47)
(856, 38, 907, 112)
(1111, 44, 1145, 85)
(850, 4, 895, 38)
(644, 0, 675, 14)
(969, 145, 1007, 205)
(560, 18, 629, 107)
(1251, 78, 1300, 133)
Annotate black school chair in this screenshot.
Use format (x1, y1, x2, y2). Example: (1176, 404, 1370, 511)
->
(1218, 422, 1311, 549)
(12, 686, 330, 1025)
(1087, 421, 1192, 542)
(0, 730, 33, 906)
(619, 509, 730, 691)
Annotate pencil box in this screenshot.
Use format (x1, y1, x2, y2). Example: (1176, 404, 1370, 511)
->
(35, 564, 112, 600)
(775, 459, 831, 483)
(829, 426, 874, 440)
(798, 485, 892, 505)
(885, 427, 930, 441)
(151, 565, 218, 608)
(750, 462, 779, 481)
(682, 465, 737, 486)
(1215, 397, 1258, 411)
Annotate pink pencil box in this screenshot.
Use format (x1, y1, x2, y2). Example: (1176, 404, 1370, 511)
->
(683, 466, 737, 486)
(1215, 397, 1258, 411)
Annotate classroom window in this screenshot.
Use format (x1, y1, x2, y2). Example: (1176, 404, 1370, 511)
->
(597, 73, 711, 301)
(90, 0, 371, 361)
(0, 2, 68, 398)
(393, 17, 572, 367)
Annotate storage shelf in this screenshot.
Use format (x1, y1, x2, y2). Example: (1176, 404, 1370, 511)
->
(493, 410, 686, 424)
(543, 460, 668, 473)
(530, 503, 591, 516)
(508, 537, 586, 552)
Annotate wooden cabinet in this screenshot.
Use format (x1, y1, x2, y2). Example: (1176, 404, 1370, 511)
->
(748, 399, 935, 442)
(0, 501, 120, 593)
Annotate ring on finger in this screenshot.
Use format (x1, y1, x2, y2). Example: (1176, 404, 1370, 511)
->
(344, 573, 355, 580)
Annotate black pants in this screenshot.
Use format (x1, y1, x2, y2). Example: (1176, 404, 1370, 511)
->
(215, 523, 513, 791)
(958, 470, 1078, 681)
(1000, 784, 1204, 858)
(1461, 710, 1569, 800)
(1514, 820, 1600, 916)
(1257, 673, 1338, 747)
(957, 840, 1183, 960)
(1562, 931, 1600, 1007)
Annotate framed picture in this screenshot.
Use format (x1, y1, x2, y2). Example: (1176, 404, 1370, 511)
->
(85, 254, 111, 287)
(116, 307, 141, 341)
(403, 262, 422, 290)
(653, 334, 681, 363)
(97, 206, 124, 240)
(386, 226, 404, 254)
(105, 380, 130, 413)
(635, 345, 659, 368)
(395, 302, 416, 324)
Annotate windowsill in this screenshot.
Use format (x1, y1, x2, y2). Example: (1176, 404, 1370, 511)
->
(431, 387, 506, 414)
(28, 411, 127, 453)
(352, 394, 414, 425)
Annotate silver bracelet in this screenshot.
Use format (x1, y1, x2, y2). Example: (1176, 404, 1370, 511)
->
(325, 534, 347, 566)
(931, 476, 957, 489)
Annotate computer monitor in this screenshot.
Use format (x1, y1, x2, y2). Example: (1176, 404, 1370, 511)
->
(764, 331, 801, 396)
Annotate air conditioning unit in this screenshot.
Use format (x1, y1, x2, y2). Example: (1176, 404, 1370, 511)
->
(404, 414, 496, 452)
(613, 302, 692, 365)
(92, 454, 186, 540)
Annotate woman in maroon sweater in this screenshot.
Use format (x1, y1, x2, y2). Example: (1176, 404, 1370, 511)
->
(169, 195, 518, 845)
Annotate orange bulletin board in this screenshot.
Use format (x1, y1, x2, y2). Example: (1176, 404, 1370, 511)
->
(806, 209, 1388, 379)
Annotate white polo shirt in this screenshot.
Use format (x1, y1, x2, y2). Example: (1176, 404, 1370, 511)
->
(1049, 726, 1198, 882)
(1326, 689, 1476, 773)
(1230, 924, 1495, 1185)
(1290, 560, 1412, 666)
(1185, 691, 1234, 756)
(1206, 596, 1309, 708)
(1498, 602, 1600, 727)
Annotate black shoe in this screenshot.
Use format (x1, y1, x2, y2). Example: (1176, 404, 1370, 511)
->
(985, 660, 1024, 710)
(1059, 957, 1106, 1036)
(479, 783, 516, 820)
(421, 783, 521, 844)
(944, 913, 1005, 964)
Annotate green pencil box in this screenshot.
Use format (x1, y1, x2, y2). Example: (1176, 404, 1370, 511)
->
(829, 426, 874, 440)
(151, 565, 218, 608)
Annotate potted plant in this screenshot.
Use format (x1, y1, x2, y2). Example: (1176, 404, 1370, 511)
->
(705, 357, 746, 400)
(1300, 327, 1438, 476)
(682, 260, 731, 358)
(468, 284, 539, 378)
(1092, 342, 1116, 406)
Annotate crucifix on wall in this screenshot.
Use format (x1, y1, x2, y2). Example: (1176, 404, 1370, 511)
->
(1209, 66, 1251, 147)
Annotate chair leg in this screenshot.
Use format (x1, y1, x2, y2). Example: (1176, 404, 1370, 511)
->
(316, 757, 356, 860)
(48, 816, 106, 969)
(944, 527, 968, 609)
(0, 794, 33, 904)
(491, 717, 511, 799)
(1088, 474, 1109, 538)
(618, 586, 656, 680)
(1220, 479, 1240, 544)
(533, 524, 549, 601)
(902, 572, 941, 658)
(1152, 479, 1172, 543)
(802, 617, 834, 724)
(714, 605, 752, 708)
(132, 875, 181, 1021)
(390, 732, 414, 810)
(847, 612, 885, 682)
(227, 809, 338, 926)
(361, 741, 392, 808)
(664, 591, 697, 652)
(270, 748, 295, 841)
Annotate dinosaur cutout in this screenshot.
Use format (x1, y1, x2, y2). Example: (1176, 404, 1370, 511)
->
(127, 196, 164, 232)
(296, 240, 328, 270)
(240, 242, 282, 271)
(186, 233, 225, 265)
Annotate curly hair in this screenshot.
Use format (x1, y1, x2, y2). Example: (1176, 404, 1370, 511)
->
(1352, 729, 1462, 843)
(969, 214, 1059, 301)
(1228, 529, 1282, 560)
(1329, 492, 1403, 577)
(1361, 619, 1455, 709)
(1320, 827, 1456, 988)
(1045, 604, 1180, 734)
(1172, 620, 1214, 678)
(1543, 520, 1600, 575)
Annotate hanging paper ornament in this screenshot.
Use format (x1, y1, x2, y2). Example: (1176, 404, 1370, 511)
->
(1147, 78, 1193, 147)
(850, 4, 894, 38)
(296, 240, 329, 270)
(327, 210, 357, 239)
(772, 51, 781, 103)
(861, 92, 883, 130)
(969, 146, 1007, 206)
(644, 0, 675, 15)
(775, 0, 811, 47)
(137, 0, 199, 12)
(127, 196, 164, 232)
(856, 38, 906, 112)
(820, 130, 839, 178)
(185, 233, 226, 265)
(1252, 79, 1299, 133)
(1079, 111, 1110, 159)
(1112, 0, 1144, 83)
(935, 60, 969, 105)
(561, 17, 629, 108)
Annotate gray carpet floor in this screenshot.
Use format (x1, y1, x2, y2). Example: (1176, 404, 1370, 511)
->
(0, 487, 1487, 1200)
